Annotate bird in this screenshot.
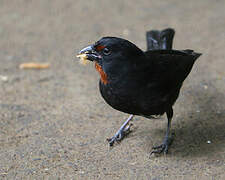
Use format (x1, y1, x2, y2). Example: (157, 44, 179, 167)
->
(76, 28, 201, 154)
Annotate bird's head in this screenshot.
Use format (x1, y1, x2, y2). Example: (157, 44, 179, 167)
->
(77, 37, 144, 84)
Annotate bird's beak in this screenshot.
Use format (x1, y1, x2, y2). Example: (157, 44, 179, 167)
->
(77, 45, 101, 62)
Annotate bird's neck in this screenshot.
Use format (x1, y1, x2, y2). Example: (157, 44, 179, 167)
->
(95, 63, 108, 85)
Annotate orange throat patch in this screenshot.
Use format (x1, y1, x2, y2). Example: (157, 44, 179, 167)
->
(95, 63, 108, 85)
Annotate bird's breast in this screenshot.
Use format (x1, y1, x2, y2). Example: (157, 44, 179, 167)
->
(99, 81, 138, 114)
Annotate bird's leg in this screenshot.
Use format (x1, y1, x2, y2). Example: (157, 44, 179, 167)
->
(151, 108, 174, 155)
(107, 115, 134, 146)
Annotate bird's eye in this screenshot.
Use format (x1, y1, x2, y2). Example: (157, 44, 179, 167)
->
(103, 48, 111, 55)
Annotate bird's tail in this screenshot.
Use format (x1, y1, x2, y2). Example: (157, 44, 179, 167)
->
(146, 28, 175, 50)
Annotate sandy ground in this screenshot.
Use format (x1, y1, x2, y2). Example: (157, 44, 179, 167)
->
(0, 0, 224, 179)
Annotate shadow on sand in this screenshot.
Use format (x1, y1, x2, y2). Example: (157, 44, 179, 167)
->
(143, 84, 225, 158)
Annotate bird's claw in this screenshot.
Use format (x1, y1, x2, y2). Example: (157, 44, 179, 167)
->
(150, 135, 174, 155)
(150, 143, 169, 155)
(107, 123, 132, 146)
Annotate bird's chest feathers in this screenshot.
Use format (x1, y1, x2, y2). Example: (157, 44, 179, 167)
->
(95, 63, 108, 85)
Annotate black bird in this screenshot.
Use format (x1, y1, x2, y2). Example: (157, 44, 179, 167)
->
(76, 28, 201, 154)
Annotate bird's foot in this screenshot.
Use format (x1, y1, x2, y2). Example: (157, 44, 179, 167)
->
(150, 133, 174, 155)
(107, 123, 133, 146)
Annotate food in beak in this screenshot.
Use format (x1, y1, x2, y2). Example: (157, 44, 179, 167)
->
(76, 53, 89, 65)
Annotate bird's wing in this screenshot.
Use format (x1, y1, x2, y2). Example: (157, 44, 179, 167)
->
(145, 50, 201, 88)
(146, 28, 175, 50)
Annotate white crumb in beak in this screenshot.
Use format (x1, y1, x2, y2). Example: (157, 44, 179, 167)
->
(76, 53, 89, 65)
